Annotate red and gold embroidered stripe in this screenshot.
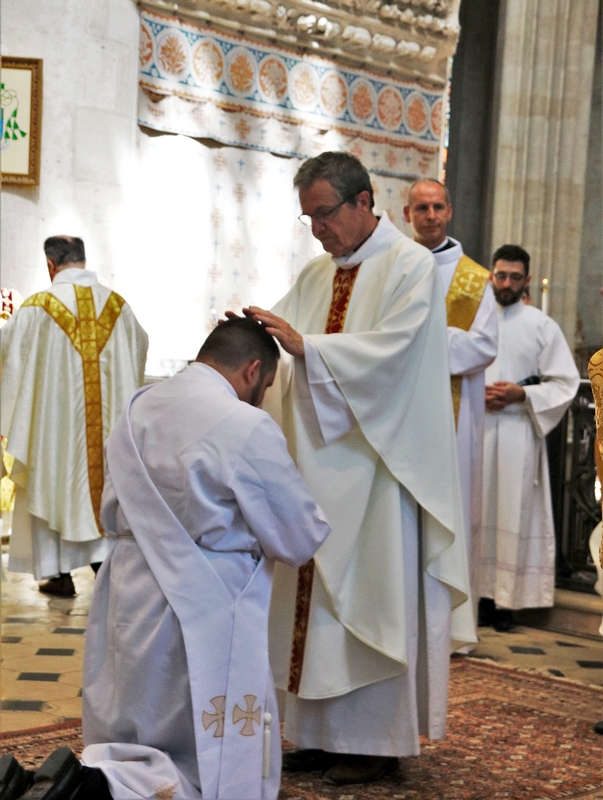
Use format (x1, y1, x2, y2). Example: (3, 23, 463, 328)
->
(288, 264, 361, 695)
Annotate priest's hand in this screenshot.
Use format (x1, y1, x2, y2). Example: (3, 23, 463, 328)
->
(244, 307, 305, 358)
(485, 381, 526, 411)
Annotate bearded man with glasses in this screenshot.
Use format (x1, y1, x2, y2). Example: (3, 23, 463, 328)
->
(478, 244, 579, 632)
(240, 151, 475, 786)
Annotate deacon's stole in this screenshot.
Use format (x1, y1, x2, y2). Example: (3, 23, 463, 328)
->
(288, 264, 360, 695)
(22, 286, 126, 533)
(446, 255, 490, 427)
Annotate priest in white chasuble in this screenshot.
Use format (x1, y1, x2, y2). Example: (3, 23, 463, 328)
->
(404, 179, 498, 614)
(0, 236, 148, 596)
(245, 152, 476, 786)
(479, 244, 580, 629)
(80, 319, 330, 800)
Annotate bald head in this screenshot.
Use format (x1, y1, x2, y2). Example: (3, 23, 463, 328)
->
(403, 179, 452, 250)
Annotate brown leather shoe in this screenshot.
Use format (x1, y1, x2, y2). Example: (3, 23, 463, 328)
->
(323, 754, 398, 785)
(282, 749, 339, 772)
(39, 574, 76, 597)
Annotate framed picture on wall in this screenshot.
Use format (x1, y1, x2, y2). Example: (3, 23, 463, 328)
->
(1, 57, 43, 186)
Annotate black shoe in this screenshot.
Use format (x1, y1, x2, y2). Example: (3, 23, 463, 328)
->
(0, 755, 34, 800)
(20, 747, 110, 800)
(323, 754, 399, 785)
(593, 720, 603, 735)
(477, 598, 496, 627)
(39, 575, 76, 598)
(282, 748, 339, 773)
(493, 608, 516, 632)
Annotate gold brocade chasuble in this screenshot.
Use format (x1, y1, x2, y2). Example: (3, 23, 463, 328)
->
(21, 286, 126, 533)
(588, 349, 603, 569)
(288, 265, 360, 694)
(446, 255, 490, 426)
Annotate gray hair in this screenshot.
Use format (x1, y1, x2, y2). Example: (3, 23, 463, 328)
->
(407, 178, 451, 206)
(293, 151, 374, 209)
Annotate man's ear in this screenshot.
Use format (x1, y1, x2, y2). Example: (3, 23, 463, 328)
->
(524, 274, 532, 287)
(47, 259, 58, 280)
(403, 205, 411, 223)
(243, 359, 262, 385)
(356, 189, 372, 212)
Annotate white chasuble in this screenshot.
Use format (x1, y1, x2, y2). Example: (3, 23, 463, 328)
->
(479, 302, 580, 609)
(82, 365, 330, 799)
(0, 268, 148, 579)
(266, 214, 476, 755)
(433, 238, 498, 607)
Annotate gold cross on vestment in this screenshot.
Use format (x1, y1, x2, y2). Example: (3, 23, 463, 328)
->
(232, 694, 262, 736)
(202, 695, 226, 738)
(456, 271, 482, 294)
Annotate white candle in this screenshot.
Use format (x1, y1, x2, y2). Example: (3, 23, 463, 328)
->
(541, 278, 549, 316)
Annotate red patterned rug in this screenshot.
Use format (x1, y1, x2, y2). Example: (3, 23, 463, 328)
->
(1, 659, 602, 799)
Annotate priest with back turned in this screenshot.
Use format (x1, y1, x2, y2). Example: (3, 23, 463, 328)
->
(243, 151, 476, 785)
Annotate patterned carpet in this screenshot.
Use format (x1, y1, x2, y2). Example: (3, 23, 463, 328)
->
(1, 659, 602, 799)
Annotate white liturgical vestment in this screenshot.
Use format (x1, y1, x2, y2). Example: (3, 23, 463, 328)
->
(82, 364, 330, 800)
(0, 268, 148, 579)
(266, 213, 476, 757)
(433, 238, 498, 600)
(479, 301, 580, 609)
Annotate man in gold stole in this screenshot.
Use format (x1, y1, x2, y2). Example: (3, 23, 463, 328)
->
(1, 236, 148, 596)
(404, 180, 498, 628)
(245, 153, 475, 785)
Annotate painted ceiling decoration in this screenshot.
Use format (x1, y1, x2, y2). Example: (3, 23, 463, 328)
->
(136, 0, 460, 85)
(136, 1, 459, 178)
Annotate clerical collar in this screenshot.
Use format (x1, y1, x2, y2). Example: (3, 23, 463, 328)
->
(431, 237, 455, 253)
(332, 212, 402, 269)
(52, 267, 98, 287)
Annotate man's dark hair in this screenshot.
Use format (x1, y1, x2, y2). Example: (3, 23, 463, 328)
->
(491, 244, 530, 276)
(196, 317, 280, 379)
(293, 151, 375, 210)
(44, 236, 86, 267)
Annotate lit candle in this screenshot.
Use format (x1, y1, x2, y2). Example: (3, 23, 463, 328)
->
(541, 278, 549, 316)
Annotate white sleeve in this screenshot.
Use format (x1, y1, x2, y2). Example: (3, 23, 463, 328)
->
(232, 416, 331, 566)
(523, 318, 580, 437)
(447, 282, 498, 377)
(294, 337, 356, 446)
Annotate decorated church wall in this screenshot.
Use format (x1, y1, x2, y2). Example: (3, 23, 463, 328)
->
(1, 0, 457, 375)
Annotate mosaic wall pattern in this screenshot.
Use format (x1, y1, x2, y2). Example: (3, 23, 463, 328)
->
(138, 8, 444, 179)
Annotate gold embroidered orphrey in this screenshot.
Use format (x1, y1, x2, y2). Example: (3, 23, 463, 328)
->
(22, 286, 126, 533)
(446, 254, 490, 427)
(288, 264, 362, 696)
(232, 694, 262, 736)
(588, 348, 603, 570)
(202, 695, 226, 738)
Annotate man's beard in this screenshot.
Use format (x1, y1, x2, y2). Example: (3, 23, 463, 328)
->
(249, 374, 264, 407)
(493, 286, 523, 306)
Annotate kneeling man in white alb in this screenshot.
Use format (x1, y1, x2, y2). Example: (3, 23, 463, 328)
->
(0, 317, 330, 800)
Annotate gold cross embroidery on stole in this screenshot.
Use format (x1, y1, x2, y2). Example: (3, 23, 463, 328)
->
(288, 264, 361, 695)
(22, 286, 126, 533)
(446, 255, 490, 427)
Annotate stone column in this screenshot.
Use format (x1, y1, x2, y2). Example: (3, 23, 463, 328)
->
(487, 0, 600, 343)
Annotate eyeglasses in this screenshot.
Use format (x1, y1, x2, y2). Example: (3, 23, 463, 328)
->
(492, 271, 526, 284)
(298, 193, 359, 227)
